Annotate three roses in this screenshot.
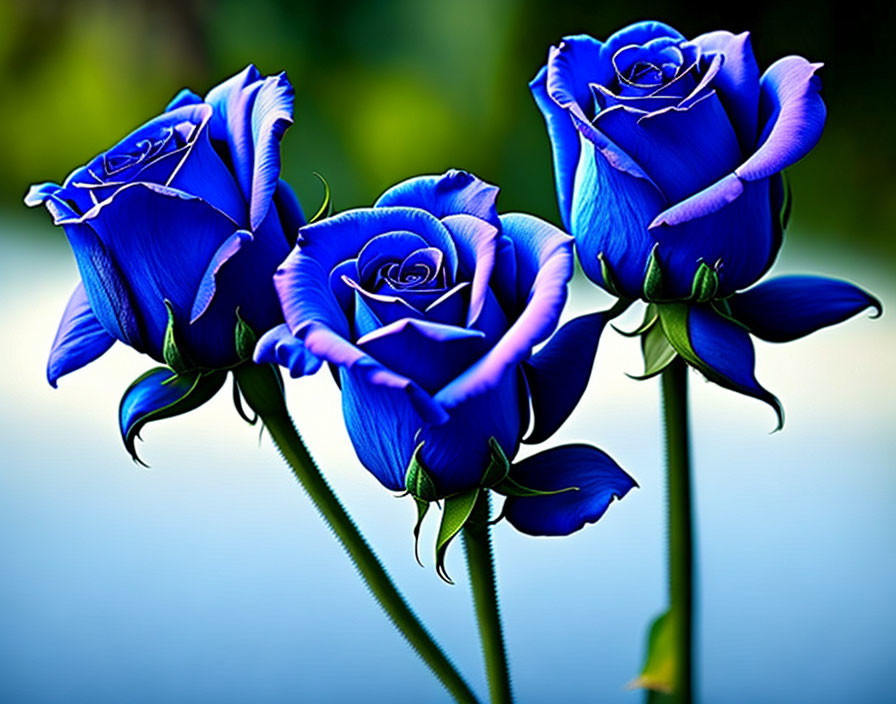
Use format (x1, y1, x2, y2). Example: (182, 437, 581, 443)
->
(25, 21, 879, 546)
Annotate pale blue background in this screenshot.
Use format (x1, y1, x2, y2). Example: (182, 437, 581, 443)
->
(1, 217, 893, 703)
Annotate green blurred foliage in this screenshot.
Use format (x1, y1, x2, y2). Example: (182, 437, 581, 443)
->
(2, 0, 893, 266)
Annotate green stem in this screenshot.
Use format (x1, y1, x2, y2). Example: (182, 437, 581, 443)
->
(462, 492, 514, 704)
(235, 363, 479, 704)
(661, 358, 694, 704)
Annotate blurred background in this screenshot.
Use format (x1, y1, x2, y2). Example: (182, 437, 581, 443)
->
(1, 1, 893, 702)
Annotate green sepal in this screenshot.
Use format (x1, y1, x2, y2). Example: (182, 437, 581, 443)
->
(780, 170, 793, 231)
(405, 443, 440, 502)
(309, 172, 332, 223)
(234, 308, 257, 362)
(492, 474, 579, 498)
(642, 245, 664, 301)
(629, 322, 678, 380)
(411, 498, 430, 568)
(614, 303, 658, 338)
(162, 300, 193, 373)
(480, 436, 510, 487)
(689, 262, 719, 303)
(435, 488, 480, 583)
(629, 610, 676, 694)
(121, 367, 227, 465)
(597, 252, 622, 298)
(656, 303, 784, 429)
(231, 374, 258, 425)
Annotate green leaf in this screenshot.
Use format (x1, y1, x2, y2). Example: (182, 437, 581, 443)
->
(162, 300, 192, 373)
(629, 610, 676, 694)
(234, 307, 257, 362)
(597, 252, 622, 297)
(480, 436, 510, 487)
(310, 172, 332, 223)
(405, 443, 440, 501)
(629, 322, 678, 380)
(689, 262, 719, 303)
(435, 489, 480, 583)
(642, 245, 664, 301)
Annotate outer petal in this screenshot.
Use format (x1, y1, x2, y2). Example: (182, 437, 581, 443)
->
(736, 57, 825, 181)
(651, 178, 774, 297)
(303, 322, 448, 425)
(204, 65, 264, 198)
(691, 31, 760, 151)
(571, 138, 664, 297)
(340, 363, 430, 492)
(728, 275, 881, 342)
(78, 182, 242, 357)
(356, 318, 487, 393)
(247, 72, 294, 230)
(435, 214, 573, 410)
(253, 324, 323, 377)
(273, 178, 306, 246)
(530, 64, 581, 229)
(593, 87, 741, 203)
(47, 282, 116, 387)
(190, 230, 254, 322)
(374, 170, 500, 229)
(522, 311, 609, 444)
(503, 444, 636, 537)
(27, 191, 146, 351)
(420, 366, 522, 496)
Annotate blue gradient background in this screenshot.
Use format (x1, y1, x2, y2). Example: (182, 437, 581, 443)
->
(2, 1, 894, 701)
(1, 221, 891, 702)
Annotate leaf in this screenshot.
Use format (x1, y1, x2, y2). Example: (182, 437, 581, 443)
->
(629, 322, 677, 380)
(405, 442, 440, 501)
(162, 300, 193, 373)
(435, 489, 480, 583)
(629, 610, 676, 694)
(119, 367, 227, 464)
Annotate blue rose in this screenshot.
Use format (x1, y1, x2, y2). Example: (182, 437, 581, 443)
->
(532, 22, 880, 420)
(256, 170, 635, 537)
(26, 65, 303, 380)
